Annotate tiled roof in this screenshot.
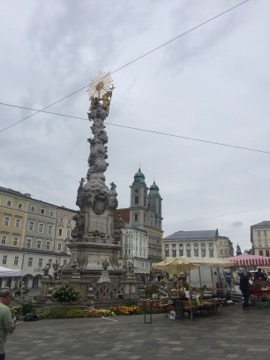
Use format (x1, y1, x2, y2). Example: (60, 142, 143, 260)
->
(251, 221, 270, 227)
(164, 230, 218, 240)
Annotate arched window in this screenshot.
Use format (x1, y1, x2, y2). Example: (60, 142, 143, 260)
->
(135, 196, 139, 205)
(134, 214, 139, 222)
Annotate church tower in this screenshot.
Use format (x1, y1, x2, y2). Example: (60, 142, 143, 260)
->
(130, 168, 148, 228)
(147, 181, 162, 230)
(129, 169, 163, 270)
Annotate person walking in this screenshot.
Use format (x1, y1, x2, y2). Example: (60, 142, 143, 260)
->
(239, 272, 251, 310)
(0, 289, 16, 360)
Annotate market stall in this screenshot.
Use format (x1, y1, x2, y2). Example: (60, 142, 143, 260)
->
(152, 256, 233, 319)
(226, 254, 270, 307)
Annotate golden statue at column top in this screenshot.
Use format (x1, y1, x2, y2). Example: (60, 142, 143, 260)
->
(87, 71, 114, 111)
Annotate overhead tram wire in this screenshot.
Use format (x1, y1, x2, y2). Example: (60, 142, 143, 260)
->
(165, 205, 270, 227)
(1, 101, 269, 156)
(0, 0, 251, 135)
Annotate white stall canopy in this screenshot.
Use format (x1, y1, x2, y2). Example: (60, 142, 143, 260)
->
(0, 266, 22, 277)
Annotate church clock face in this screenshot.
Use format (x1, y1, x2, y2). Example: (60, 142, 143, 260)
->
(135, 188, 140, 194)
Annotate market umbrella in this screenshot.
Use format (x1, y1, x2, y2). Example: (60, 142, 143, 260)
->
(152, 257, 199, 273)
(226, 254, 270, 267)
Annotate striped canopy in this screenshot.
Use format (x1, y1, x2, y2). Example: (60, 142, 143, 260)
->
(226, 254, 270, 267)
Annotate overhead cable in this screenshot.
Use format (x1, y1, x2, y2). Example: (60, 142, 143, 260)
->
(0, 0, 251, 134)
(0, 101, 269, 155)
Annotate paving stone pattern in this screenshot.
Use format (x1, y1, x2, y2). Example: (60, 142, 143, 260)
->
(7, 304, 270, 360)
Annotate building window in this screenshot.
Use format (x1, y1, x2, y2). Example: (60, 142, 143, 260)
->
(201, 249, 206, 257)
(13, 237, 18, 246)
(26, 238, 32, 248)
(41, 208, 45, 215)
(45, 241, 51, 250)
(68, 219, 71, 225)
(38, 223, 44, 233)
(49, 210, 54, 217)
(15, 218, 21, 228)
(194, 249, 199, 257)
(30, 206, 36, 212)
(259, 250, 263, 256)
(36, 240, 42, 249)
(58, 229, 63, 237)
(186, 249, 191, 257)
(63, 259, 67, 265)
(28, 221, 34, 231)
(38, 258, 43, 267)
(209, 249, 214, 257)
(3, 216, 10, 226)
(18, 203, 23, 209)
(48, 225, 53, 235)
(6, 200, 12, 207)
(266, 250, 270, 257)
(2, 255, 7, 264)
(59, 218, 64, 224)
(67, 229, 71, 238)
(57, 243, 62, 251)
(28, 257, 33, 266)
(220, 249, 224, 255)
(135, 196, 139, 205)
(14, 256, 19, 265)
(1, 235, 7, 245)
(179, 249, 184, 256)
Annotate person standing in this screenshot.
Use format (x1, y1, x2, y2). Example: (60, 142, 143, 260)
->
(0, 289, 16, 360)
(239, 272, 251, 310)
(255, 268, 266, 281)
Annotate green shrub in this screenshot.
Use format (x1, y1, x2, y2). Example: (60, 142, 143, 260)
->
(22, 303, 36, 315)
(52, 283, 81, 303)
(144, 284, 159, 297)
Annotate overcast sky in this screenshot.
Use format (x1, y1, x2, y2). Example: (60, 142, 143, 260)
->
(1, 0, 270, 252)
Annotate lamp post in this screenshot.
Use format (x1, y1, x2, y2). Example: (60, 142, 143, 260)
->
(20, 249, 26, 318)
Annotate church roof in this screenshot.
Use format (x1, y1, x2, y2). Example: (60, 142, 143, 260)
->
(164, 230, 218, 241)
(133, 168, 146, 184)
(149, 181, 160, 195)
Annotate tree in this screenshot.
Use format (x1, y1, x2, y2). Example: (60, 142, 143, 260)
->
(236, 244, 242, 256)
(244, 248, 253, 255)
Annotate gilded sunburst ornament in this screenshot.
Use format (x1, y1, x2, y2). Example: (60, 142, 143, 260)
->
(87, 71, 113, 100)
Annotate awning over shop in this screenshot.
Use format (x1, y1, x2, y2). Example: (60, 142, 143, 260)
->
(226, 254, 270, 267)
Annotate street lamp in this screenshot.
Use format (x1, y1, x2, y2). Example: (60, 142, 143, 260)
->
(19, 249, 26, 318)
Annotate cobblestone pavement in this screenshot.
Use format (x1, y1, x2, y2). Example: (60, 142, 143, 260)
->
(6, 304, 270, 360)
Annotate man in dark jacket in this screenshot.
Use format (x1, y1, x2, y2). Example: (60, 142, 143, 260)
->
(239, 272, 251, 310)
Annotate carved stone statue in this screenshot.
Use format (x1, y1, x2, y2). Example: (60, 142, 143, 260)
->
(127, 261, 135, 274)
(102, 258, 110, 271)
(71, 212, 85, 239)
(42, 262, 51, 277)
(113, 213, 125, 243)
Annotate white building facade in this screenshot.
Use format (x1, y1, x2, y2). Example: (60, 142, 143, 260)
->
(251, 221, 270, 256)
(120, 224, 150, 278)
(164, 230, 223, 259)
